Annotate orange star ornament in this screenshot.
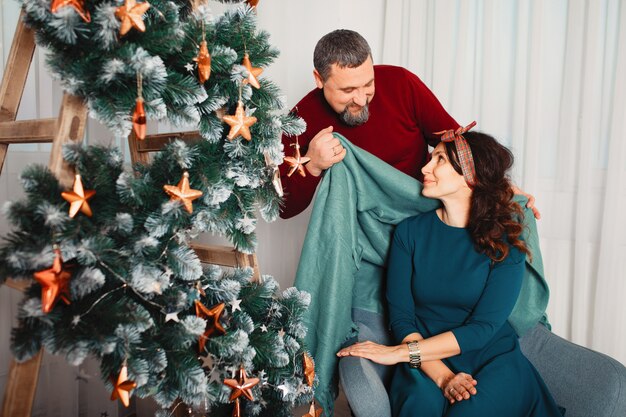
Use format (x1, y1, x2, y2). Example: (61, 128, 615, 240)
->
(115, 0, 151, 36)
(194, 40, 212, 84)
(33, 248, 72, 314)
(51, 0, 91, 22)
(302, 401, 323, 417)
(223, 101, 257, 141)
(223, 365, 260, 402)
(242, 53, 262, 89)
(195, 300, 226, 353)
(110, 364, 137, 407)
(303, 352, 315, 387)
(284, 142, 310, 177)
(163, 172, 203, 214)
(246, 0, 259, 7)
(61, 174, 96, 218)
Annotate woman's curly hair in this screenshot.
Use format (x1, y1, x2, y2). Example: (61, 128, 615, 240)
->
(443, 131, 530, 263)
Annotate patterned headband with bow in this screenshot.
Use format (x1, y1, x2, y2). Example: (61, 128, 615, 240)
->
(434, 121, 478, 187)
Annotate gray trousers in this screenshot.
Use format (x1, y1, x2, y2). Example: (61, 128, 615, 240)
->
(338, 309, 394, 417)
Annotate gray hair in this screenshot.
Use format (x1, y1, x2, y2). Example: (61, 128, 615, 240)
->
(313, 29, 372, 81)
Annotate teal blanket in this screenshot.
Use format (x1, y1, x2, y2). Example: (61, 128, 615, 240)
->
(294, 134, 550, 414)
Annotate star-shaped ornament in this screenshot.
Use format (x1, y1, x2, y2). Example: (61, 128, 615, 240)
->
(184, 62, 194, 72)
(284, 142, 310, 177)
(164, 312, 179, 322)
(223, 101, 257, 141)
(241, 53, 262, 89)
(200, 354, 214, 369)
(276, 383, 291, 399)
(115, 0, 151, 36)
(33, 248, 72, 314)
(223, 365, 260, 402)
(163, 171, 203, 214)
(278, 328, 286, 338)
(51, 0, 90, 22)
(209, 369, 222, 383)
(264, 152, 283, 197)
(259, 324, 268, 333)
(61, 174, 96, 218)
(302, 401, 323, 417)
(231, 299, 242, 312)
(110, 364, 137, 407)
(195, 300, 226, 353)
(194, 40, 211, 84)
(303, 352, 315, 387)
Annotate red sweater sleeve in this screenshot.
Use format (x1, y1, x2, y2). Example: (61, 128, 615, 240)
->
(404, 69, 460, 145)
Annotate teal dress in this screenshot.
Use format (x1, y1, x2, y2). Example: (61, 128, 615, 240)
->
(387, 211, 563, 417)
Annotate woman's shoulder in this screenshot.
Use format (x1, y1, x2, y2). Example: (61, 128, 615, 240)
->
(395, 210, 438, 235)
(497, 244, 526, 267)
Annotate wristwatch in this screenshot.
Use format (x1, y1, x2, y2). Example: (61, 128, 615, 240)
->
(406, 340, 421, 369)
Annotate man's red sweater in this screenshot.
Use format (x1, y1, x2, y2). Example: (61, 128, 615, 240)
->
(279, 65, 458, 219)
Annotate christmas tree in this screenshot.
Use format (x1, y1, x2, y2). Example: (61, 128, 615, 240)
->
(0, 0, 318, 416)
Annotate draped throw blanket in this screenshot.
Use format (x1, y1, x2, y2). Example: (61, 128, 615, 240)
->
(294, 134, 550, 414)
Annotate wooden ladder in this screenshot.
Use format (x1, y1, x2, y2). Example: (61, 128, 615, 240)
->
(0, 15, 88, 417)
(1, 15, 260, 417)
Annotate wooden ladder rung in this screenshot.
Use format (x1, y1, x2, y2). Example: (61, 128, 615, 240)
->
(136, 131, 202, 152)
(0, 118, 57, 143)
(4, 277, 30, 292)
(190, 243, 261, 281)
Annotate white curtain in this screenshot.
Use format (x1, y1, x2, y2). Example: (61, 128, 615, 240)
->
(383, 0, 626, 363)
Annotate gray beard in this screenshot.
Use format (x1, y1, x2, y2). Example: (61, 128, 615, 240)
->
(340, 103, 370, 126)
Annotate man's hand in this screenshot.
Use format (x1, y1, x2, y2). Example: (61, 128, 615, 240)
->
(512, 184, 541, 220)
(304, 126, 347, 177)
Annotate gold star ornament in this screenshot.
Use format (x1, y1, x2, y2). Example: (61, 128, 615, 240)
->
(242, 53, 262, 89)
(51, 0, 91, 22)
(195, 300, 226, 353)
(163, 172, 203, 214)
(284, 142, 311, 177)
(223, 101, 257, 141)
(194, 40, 211, 84)
(110, 364, 137, 407)
(115, 0, 150, 36)
(61, 174, 96, 218)
(33, 248, 72, 314)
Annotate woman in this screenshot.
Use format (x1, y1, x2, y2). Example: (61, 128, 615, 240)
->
(337, 123, 563, 416)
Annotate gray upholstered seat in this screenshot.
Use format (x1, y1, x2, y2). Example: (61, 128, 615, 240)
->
(519, 323, 626, 417)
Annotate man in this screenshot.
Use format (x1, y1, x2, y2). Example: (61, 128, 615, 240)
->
(281, 30, 538, 417)
(279, 29, 459, 219)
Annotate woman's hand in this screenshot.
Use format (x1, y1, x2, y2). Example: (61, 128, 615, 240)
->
(441, 372, 478, 404)
(336, 341, 405, 366)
